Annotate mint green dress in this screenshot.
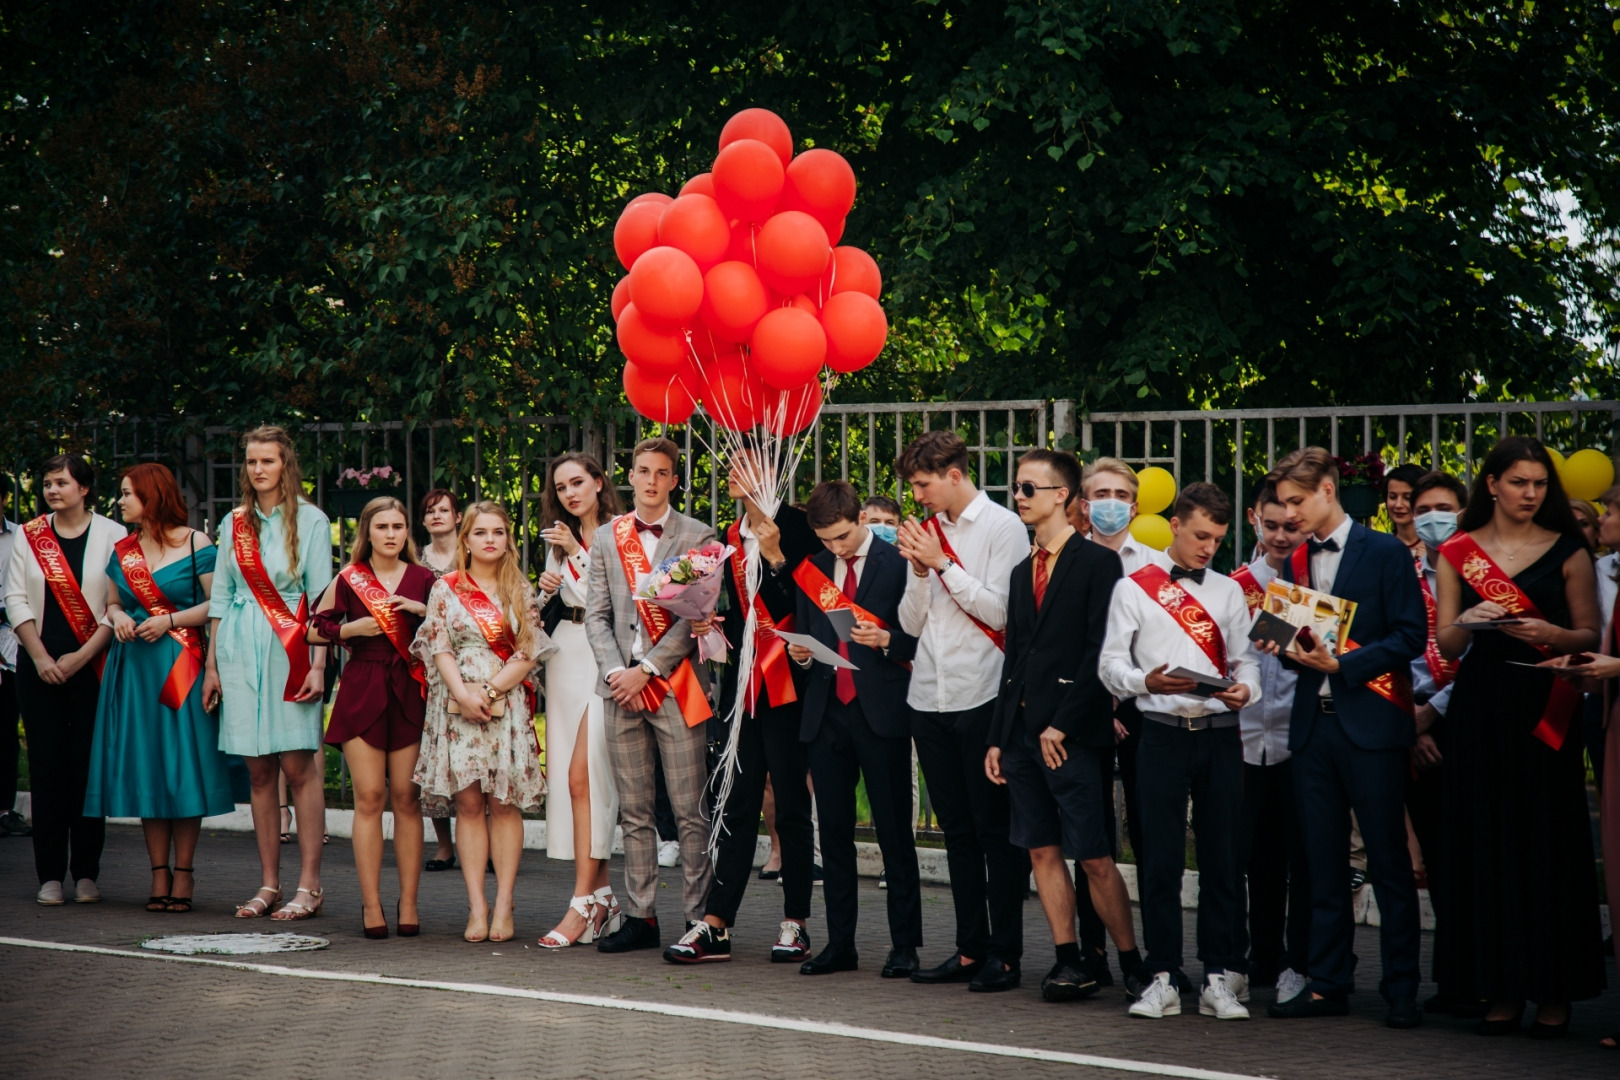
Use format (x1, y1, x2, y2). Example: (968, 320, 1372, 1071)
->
(84, 544, 235, 818)
(208, 502, 333, 755)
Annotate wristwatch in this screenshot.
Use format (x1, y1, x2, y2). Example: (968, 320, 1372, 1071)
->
(938, 556, 957, 574)
(639, 659, 659, 677)
(482, 683, 504, 702)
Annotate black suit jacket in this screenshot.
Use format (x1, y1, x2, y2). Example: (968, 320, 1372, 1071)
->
(714, 503, 820, 717)
(989, 535, 1122, 750)
(794, 537, 918, 742)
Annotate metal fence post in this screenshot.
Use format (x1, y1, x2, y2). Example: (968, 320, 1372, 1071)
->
(1053, 399, 1075, 448)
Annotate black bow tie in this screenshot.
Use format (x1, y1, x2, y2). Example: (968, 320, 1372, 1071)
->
(1307, 537, 1340, 555)
(1170, 565, 1206, 585)
(634, 517, 664, 539)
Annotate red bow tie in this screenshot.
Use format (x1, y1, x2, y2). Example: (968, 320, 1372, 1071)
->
(635, 518, 664, 539)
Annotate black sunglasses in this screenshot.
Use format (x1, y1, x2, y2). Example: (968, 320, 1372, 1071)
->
(1014, 482, 1065, 498)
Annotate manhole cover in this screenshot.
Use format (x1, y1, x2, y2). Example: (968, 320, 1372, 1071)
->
(140, 933, 330, 956)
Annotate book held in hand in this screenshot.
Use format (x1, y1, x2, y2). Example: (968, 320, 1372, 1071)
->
(1249, 580, 1357, 656)
(1165, 666, 1237, 698)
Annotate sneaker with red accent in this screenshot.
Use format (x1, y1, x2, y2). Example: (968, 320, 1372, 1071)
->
(771, 920, 811, 963)
(663, 922, 731, 964)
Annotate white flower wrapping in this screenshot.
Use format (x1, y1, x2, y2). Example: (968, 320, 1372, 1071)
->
(633, 542, 735, 663)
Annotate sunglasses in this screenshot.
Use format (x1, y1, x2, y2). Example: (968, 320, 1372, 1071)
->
(1014, 482, 1065, 499)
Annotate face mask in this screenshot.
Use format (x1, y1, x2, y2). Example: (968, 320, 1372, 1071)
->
(1088, 498, 1132, 537)
(1415, 509, 1458, 549)
(868, 523, 898, 545)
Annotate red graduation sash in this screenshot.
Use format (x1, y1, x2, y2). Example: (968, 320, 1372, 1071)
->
(23, 516, 105, 679)
(1438, 532, 1580, 750)
(442, 570, 537, 718)
(114, 534, 203, 708)
(611, 514, 713, 727)
(340, 563, 427, 698)
(1413, 555, 1457, 691)
(231, 509, 312, 702)
(792, 557, 891, 630)
(727, 521, 797, 713)
(923, 516, 1006, 650)
(1130, 563, 1228, 676)
(1290, 543, 1414, 716)
(1230, 563, 1266, 617)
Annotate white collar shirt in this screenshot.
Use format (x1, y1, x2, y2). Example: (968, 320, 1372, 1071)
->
(629, 507, 672, 665)
(1599, 552, 1618, 653)
(1307, 514, 1355, 594)
(1087, 533, 1151, 575)
(1238, 558, 1296, 764)
(831, 530, 874, 590)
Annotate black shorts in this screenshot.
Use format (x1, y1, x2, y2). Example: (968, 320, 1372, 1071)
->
(1001, 723, 1112, 861)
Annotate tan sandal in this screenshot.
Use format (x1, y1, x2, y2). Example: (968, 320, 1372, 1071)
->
(465, 911, 490, 942)
(270, 887, 323, 920)
(235, 885, 281, 918)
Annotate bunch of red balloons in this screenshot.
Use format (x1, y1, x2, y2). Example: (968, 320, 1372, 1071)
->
(612, 108, 888, 435)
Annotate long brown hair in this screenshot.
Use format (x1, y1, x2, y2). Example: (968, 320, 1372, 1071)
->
(454, 501, 538, 657)
(1458, 435, 1584, 542)
(349, 497, 419, 567)
(539, 453, 621, 562)
(236, 425, 309, 576)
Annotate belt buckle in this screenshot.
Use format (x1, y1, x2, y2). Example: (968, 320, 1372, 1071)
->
(570, 607, 586, 624)
(1320, 696, 1336, 715)
(1185, 715, 1209, 732)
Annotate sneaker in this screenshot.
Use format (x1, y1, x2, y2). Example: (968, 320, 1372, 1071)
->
(1083, 949, 1115, 988)
(1276, 968, 1308, 1005)
(657, 840, 680, 868)
(771, 920, 812, 963)
(36, 881, 65, 906)
(663, 922, 731, 964)
(0, 809, 32, 836)
(878, 869, 887, 889)
(1128, 972, 1182, 1018)
(1223, 970, 1251, 1003)
(1198, 973, 1251, 1020)
(74, 879, 101, 904)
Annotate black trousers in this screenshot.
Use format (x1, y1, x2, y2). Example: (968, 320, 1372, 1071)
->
(706, 700, 814, 925)
(911, 702, 1029, 963)
(1238, 759, 1311, 975)
(0, 671, 20, 812)
(1136, 721, 1246, 976)
(15, 654, 104, 884)
(1406, 756, 1445, 984)
(808, 698, 921, 949)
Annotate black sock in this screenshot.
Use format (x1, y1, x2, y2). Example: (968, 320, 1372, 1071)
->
(1117, 947, 1142, 975)
(1056, 941, 1082, 967)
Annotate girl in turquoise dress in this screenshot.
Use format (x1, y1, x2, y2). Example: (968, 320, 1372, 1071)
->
(202, 426, 333, 921)
(86, 464, 233, 913)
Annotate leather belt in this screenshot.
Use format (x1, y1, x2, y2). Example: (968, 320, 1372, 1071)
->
(562, 605, 586, 624)
(1142, 710, 1238, 732)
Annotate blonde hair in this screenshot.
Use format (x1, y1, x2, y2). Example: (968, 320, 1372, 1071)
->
(237, 425, 308, 577)
(454, 501, 538, 657)
(349, 497, 419, 567)
(1082, 456, 1139, 497)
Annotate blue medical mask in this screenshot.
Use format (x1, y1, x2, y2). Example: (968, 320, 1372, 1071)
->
(1414, 508, 1458, 549)
(867, 522, 898, 545)
(1088, 498, 1132, 537)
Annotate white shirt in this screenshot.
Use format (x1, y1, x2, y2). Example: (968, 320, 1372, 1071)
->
(629, 507, 670, 664)
(1238, 558, 1296, 765)
(793, 532, 872, 669)
(1409, 550, 1456, 716)
(1307, 514, 1354, 594)
(1088, 533, 1152, 575)
(1099, 550, 1263, 718)
(1598, 552, 1618, 652)
(898, 490, 1026, 711)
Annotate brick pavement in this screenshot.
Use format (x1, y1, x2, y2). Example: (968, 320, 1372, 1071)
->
(3, 824, 1617, 1079)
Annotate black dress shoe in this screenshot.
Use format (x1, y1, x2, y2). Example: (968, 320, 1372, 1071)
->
(1267, 993, 1350, 1019)
(597, 916, 661, 953)
(969, 958, 1021, 993)
(800, 943, 859, 975)
(910, 952, 982, 984)
(881, 947, 920, 978)
(1386, 996, 1423, 1029)
(1042, 961, 1101, 1003)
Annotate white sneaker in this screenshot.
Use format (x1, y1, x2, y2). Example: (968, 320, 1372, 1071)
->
(1224, 970, 1250, 1002)
(36, 881, 64, 906)
(657, 840, 680, 868)
(74, 878, 101, 904)
(1128, 972, 1182, 1018)
(1198, 973, 1252, 1020)
(1275, 967, 1308, 1004)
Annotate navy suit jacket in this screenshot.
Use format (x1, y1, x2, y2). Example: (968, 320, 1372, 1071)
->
(1283, 521, 1427, 752)
(794, 538, 918, 742)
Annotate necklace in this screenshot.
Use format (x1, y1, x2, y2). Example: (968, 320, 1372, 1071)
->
(1492, 526, 1537, 562)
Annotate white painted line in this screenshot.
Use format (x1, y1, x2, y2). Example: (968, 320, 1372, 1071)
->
(0, 936, 1276, 1080)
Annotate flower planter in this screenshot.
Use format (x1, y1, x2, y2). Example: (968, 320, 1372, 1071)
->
(329, 486, 403, 519)
(1340, 483, 1380, 520)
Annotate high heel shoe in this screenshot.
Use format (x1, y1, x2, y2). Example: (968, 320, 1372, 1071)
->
(363, 918, 389, 940)
(1475, 1007, 1526, 1036)
(147, 865, 172, 913)
(1529, 1011, 1571, 1041)
(538, 895, 597, 948)
(465, 911, 490, 943)
(592, 885, 624, 938)
(396, 901, 419, 938)
(490, 910, 515, 943)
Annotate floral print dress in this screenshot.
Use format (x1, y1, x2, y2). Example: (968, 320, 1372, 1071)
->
(411, 578, 554, 815)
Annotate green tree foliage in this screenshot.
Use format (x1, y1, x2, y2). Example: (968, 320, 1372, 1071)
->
(2, 0, 1615, 445)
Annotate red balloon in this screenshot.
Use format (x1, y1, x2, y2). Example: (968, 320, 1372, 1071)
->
(623, 360, 697, 425)
(613, 201, 665, 271)
(823, 217, 845, 246)
(656, 194, 731, 272)
(751, 306, 826, 390)
(781, 149, 856, 225)
(701, 349, 766, 432)
(627, 191, 673, 209)
(817, 246, 882, 304)
(616, 304, 691, 377)
(820, 292, 888, 374)
(610, 276, 631, 322)
(724, 220, 757, 265)
(679, 173, 715, 199)
(719, 108, 793, 167)
(699, 261, 769, 342)
(755, 211, 831, 296)
(763, 379, 822, 436)
(627, 246, 704, 328)
(712, 139, 785, 225)
(788, 293, 819, 315)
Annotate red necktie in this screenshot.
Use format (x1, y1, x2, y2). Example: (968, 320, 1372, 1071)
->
(836, 556, 858, 704)
(1033, 548, 1051, 610)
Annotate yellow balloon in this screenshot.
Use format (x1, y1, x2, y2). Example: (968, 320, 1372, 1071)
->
(1545, 446, 1565, 472)
(1136, 466, 1177, 516)
(1130, 512, 1173, 551)
(1560, 448, 1615, 501)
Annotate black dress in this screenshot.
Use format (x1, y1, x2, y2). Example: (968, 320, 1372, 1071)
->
(1439, 533, 1604, 1004)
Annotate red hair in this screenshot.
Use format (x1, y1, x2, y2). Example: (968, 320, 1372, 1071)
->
(121, 463, 191, 538)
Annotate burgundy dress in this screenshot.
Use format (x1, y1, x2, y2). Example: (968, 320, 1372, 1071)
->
(316, 563, 436, 751)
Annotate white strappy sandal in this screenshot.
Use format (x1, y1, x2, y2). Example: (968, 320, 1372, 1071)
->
(593, 886, 624, 938)
(538, 895, 598, 948)
(234, 885, 281, 919)
(270, 887, 323, 920)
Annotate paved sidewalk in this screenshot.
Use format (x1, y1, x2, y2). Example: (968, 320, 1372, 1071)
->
(3, 825, 1617, 1079)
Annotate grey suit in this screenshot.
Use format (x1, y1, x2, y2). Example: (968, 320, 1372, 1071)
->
(585, 508, 716, 924)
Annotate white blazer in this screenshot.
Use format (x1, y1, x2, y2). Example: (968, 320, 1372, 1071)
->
(3, 512, 127, 633)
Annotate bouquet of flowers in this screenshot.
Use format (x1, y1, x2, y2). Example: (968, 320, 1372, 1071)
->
(635, 541, 734, 662)
(336, 464, 397, 489)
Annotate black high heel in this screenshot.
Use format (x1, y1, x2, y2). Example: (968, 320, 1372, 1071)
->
(396, 901, 419, 938)
(165, 867, 195, 913)
(147, 865, 172, 912)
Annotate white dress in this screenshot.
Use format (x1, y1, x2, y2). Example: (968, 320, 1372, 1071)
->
(541, 543, 618, 860)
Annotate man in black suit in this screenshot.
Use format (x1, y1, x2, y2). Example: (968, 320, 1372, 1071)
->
(1261, 447, 1428, 1029)
(787, 480, 922, 978)
(665, 447, 820, 966)
(986, 450, 1144, 1003)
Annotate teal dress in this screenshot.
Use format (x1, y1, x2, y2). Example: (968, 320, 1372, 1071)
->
(85, 544, 235, 819)
(209, 501, 334, 755)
